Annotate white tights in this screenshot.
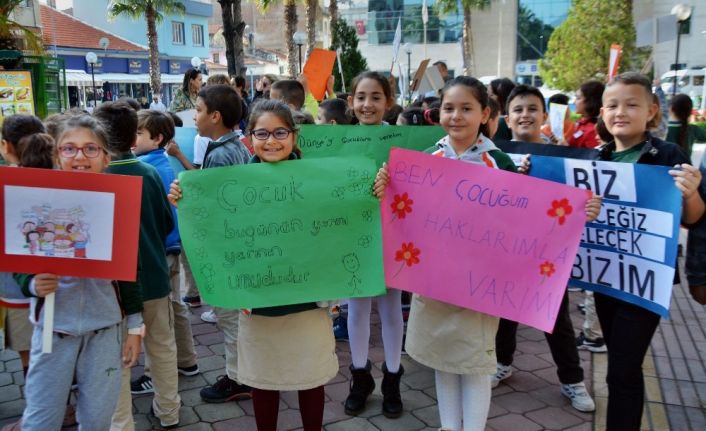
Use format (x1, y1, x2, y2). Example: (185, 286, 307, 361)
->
(347, 289, 403, 372)
(435, 371, 492, 431)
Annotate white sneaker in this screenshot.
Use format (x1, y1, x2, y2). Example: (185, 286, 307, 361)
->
(561, 382, 596, 412)
(200, 310, 217, 324)
(491, 363, 513, 388)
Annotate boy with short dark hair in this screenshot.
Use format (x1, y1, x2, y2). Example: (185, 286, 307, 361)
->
(190, 85, 253, 403)
(130, 109, 200, 396)
(316, 98, 351, 125)
(194, 84, 250, 169)
(270, 79, 306, 111)
(93, 101, 181, 429)
(506, 84, 551, 144)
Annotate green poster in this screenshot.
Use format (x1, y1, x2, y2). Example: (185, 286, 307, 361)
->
(297, 125, 447, 165)
(177, 157, 386, 310)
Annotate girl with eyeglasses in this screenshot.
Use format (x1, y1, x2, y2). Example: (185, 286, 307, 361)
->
(16, 115, 144, 430)
(168, 99, 338, 431)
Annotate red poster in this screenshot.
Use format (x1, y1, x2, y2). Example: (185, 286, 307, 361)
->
(0, 167, 142, 281)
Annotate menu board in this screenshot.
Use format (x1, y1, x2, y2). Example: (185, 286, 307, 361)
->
(0, 71, 34, 125)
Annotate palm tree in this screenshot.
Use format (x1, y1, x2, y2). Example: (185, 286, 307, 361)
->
(305, 0, 317, 57)
(436, 0, 492, 76)
(329, 0, 338, 27)
(258, 0, 299, 76)
(0, 0, 44, 59)
(108, 0, 186, 97)
(218, 0, 246, 78)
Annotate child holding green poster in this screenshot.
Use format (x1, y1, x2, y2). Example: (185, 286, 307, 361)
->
(343, 71, 407, 419)
(169, 99, 338, 431)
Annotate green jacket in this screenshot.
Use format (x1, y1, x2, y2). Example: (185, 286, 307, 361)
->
(107, 153, 173, 302)
(666, 122, 706, 158)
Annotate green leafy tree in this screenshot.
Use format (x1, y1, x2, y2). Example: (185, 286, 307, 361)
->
(539, 0, 635, 91)
(108, 0, 186, 97)
(329, 18, 367, 92)
(436, 0, 492, 75)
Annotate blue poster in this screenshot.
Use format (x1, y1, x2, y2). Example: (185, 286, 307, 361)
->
(168, 127, 197, 174)
(530, 155, 682, 317)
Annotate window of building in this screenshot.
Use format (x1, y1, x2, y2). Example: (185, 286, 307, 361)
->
(19, 0, 30, 7)
(192, 24, 204, 46)
(516, 0, 570, 61)
(213, 52, 220, 63)
(363, 0, 463, 45)
(172, 21, 185, 45)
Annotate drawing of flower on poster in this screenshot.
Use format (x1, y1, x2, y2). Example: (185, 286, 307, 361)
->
(17, 204, 92, 258)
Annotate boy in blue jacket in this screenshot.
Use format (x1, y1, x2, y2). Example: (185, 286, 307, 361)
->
(131, 109, 200, 393)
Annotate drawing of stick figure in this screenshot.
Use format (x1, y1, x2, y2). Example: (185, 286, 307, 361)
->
(342, 253, 362, 295)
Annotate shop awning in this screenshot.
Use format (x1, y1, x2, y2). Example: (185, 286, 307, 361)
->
(64, 70, 186, 86)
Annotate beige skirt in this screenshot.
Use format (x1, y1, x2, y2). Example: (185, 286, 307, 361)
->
(237, 308, 338, 391)
(405, 294, 499, 375)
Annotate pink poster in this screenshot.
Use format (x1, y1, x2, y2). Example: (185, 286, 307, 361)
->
(382, 148, 588, 332)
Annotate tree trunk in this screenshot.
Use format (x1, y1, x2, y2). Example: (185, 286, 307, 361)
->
(285, 0, 298, 76)
(306, 0, 317, 58)
(146, 4, 161, 96)
(232, 0, 246, 77)
(329, 0, 338, 26)
(462, 4, 474, 76)
(219, 0, 237, 77)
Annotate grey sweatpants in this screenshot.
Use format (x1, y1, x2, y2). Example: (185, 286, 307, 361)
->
(22, 324, 122, 431)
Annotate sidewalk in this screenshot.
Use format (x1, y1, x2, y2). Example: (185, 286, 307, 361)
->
(1, 276, 704, 430)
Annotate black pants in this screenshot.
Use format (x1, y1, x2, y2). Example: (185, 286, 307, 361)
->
(595, 292, 660, 431)
(495, 291, 584, 384)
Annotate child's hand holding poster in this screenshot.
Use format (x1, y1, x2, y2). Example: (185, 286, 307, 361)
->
(382, 148, 588, 332)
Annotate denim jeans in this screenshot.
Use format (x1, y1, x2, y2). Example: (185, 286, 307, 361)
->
(595, 292, 660, 431)
(495, 291, 584, 384)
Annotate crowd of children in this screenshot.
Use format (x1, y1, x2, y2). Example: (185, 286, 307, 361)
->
(0, 64, 704, 431)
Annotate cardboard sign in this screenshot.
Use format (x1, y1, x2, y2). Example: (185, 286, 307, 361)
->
(297, 125, 446, 165)
(382, 149, 587, 332)
(303, 49, 337, 101)
(0, 71, 34, 125)
(0, 167, 142, 281)
(549, 103, 568, 141)
(529, 155, 682, 317)
(411, 59, 430, 92)
(177, 157, 386, 309)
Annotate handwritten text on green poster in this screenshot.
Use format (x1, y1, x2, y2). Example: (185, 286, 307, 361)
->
(297, 125, 446, 164)
(177, 157, 385, 309)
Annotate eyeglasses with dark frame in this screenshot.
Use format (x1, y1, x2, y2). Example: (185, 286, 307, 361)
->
(58, 144, 104, 159)
(250, 128, 294, 141)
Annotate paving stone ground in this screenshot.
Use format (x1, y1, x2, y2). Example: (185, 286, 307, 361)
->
(1, 254, 704, 430)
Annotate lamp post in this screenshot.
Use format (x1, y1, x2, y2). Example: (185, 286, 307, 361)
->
(293, 31, 306, 74)
(403, 43, 412, 104)
(671, 4, 692, 96)
(85, 51, 97, 108)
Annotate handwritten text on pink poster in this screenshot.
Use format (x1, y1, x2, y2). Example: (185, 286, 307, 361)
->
(382, 148, 588, 332)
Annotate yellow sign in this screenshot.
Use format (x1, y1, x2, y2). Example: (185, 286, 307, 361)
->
(0, 71, 34, 125)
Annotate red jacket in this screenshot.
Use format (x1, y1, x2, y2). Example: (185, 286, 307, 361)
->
(568, 118, 600, 148)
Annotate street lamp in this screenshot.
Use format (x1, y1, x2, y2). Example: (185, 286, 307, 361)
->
(293, 31, 306, 74)
(403, 43, 412, 104)
(671, 3, 692, 96)
(85, 51, 98, 108)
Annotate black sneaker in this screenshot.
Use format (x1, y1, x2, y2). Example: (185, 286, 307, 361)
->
(178, 364, 200, 376)
(200, 375, 252, 403)
(131, 375, 154, 395)
(576, 333, 607, 353)
(150, 406, 179, 429)
(182, 295, 202, 308)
